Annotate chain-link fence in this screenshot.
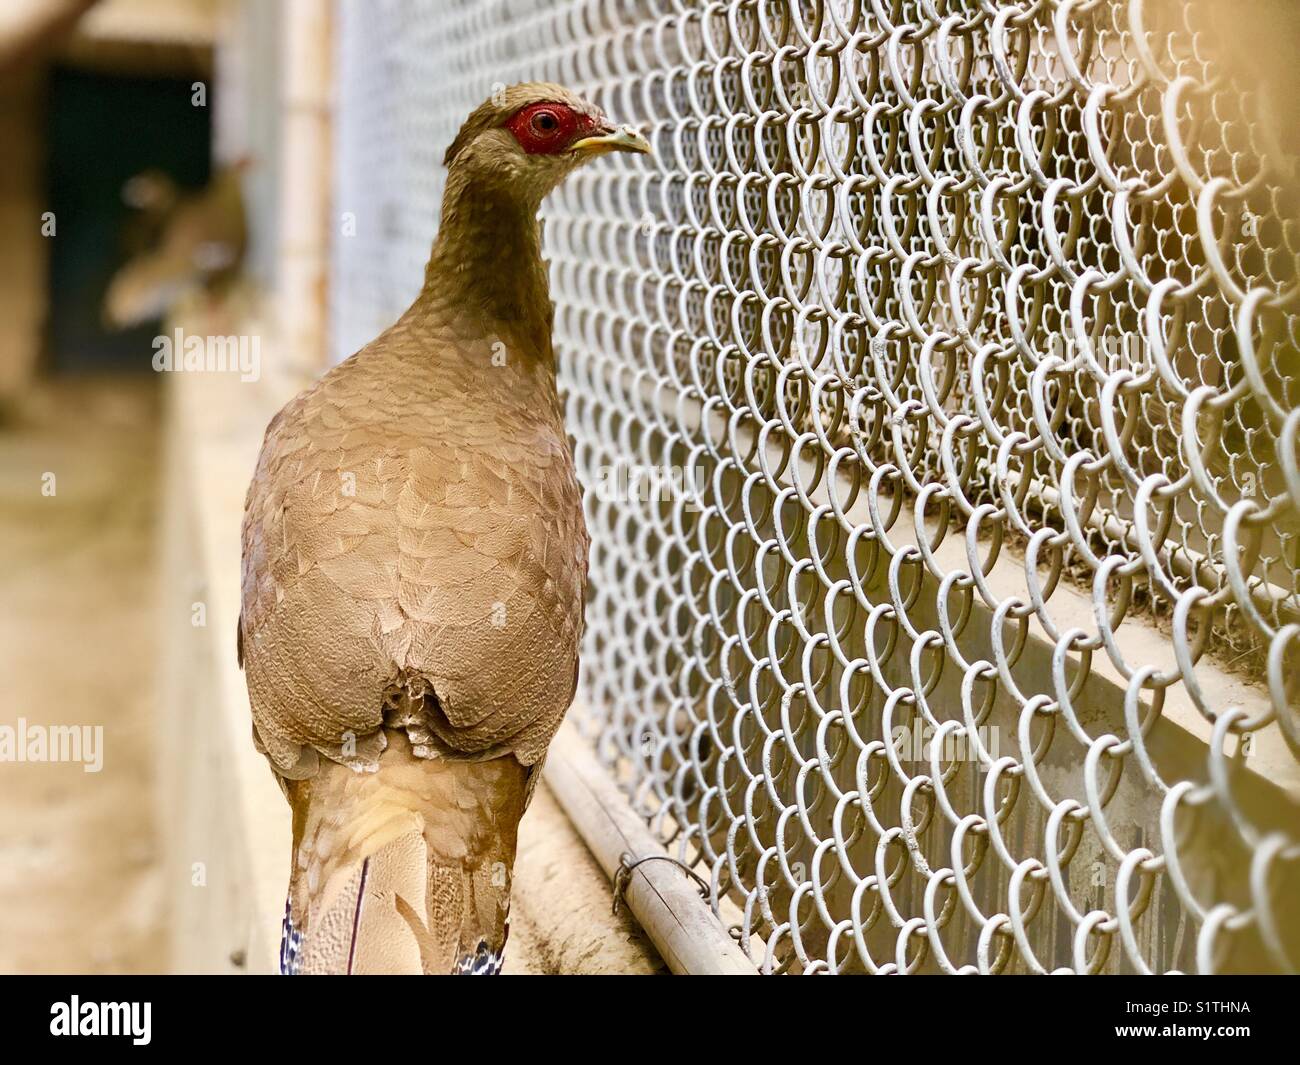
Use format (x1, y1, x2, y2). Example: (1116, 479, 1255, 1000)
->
(331, 0, 1300, 974)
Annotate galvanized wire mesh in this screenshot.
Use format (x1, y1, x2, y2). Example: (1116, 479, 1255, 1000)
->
(331, 0, 1300, 974)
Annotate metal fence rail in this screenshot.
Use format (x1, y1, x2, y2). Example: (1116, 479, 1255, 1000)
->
(331, 0, 1300, 974)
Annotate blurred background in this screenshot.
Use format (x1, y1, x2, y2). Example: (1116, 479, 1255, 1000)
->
(0, 0, 328, 976)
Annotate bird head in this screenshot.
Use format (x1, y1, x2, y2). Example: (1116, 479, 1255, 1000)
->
(441, 82, 650, 203)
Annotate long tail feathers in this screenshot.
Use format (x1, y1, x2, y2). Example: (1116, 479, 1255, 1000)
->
(280, 731, 525, 975)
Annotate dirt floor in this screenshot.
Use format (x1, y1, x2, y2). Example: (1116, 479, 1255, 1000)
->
(0, 375, 166, 973)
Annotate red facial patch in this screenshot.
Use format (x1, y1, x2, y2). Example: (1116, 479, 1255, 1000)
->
(505, 102, 598, 155)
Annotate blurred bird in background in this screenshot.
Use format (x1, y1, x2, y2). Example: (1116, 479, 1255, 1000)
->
(102, 157, 249, 330)
(237, 83, 650, 974)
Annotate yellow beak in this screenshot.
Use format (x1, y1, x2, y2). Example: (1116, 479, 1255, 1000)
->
(571, 124, 652, 156)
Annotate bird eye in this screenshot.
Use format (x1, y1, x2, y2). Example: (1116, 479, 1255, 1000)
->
(531, 110, 559, 135)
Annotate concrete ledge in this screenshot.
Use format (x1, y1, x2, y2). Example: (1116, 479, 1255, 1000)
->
(545, 724, 758, 975)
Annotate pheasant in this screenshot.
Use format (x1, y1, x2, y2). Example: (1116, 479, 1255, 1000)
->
(238, 83, 649, 974)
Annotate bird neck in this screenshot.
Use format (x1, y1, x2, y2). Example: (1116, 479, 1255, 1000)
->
(420, 170, 553, 352)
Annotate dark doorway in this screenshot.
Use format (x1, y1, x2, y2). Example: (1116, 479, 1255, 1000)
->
(45, 67, 211, 372)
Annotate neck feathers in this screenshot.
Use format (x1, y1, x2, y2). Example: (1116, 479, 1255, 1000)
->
(419, 169, 554, 351)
